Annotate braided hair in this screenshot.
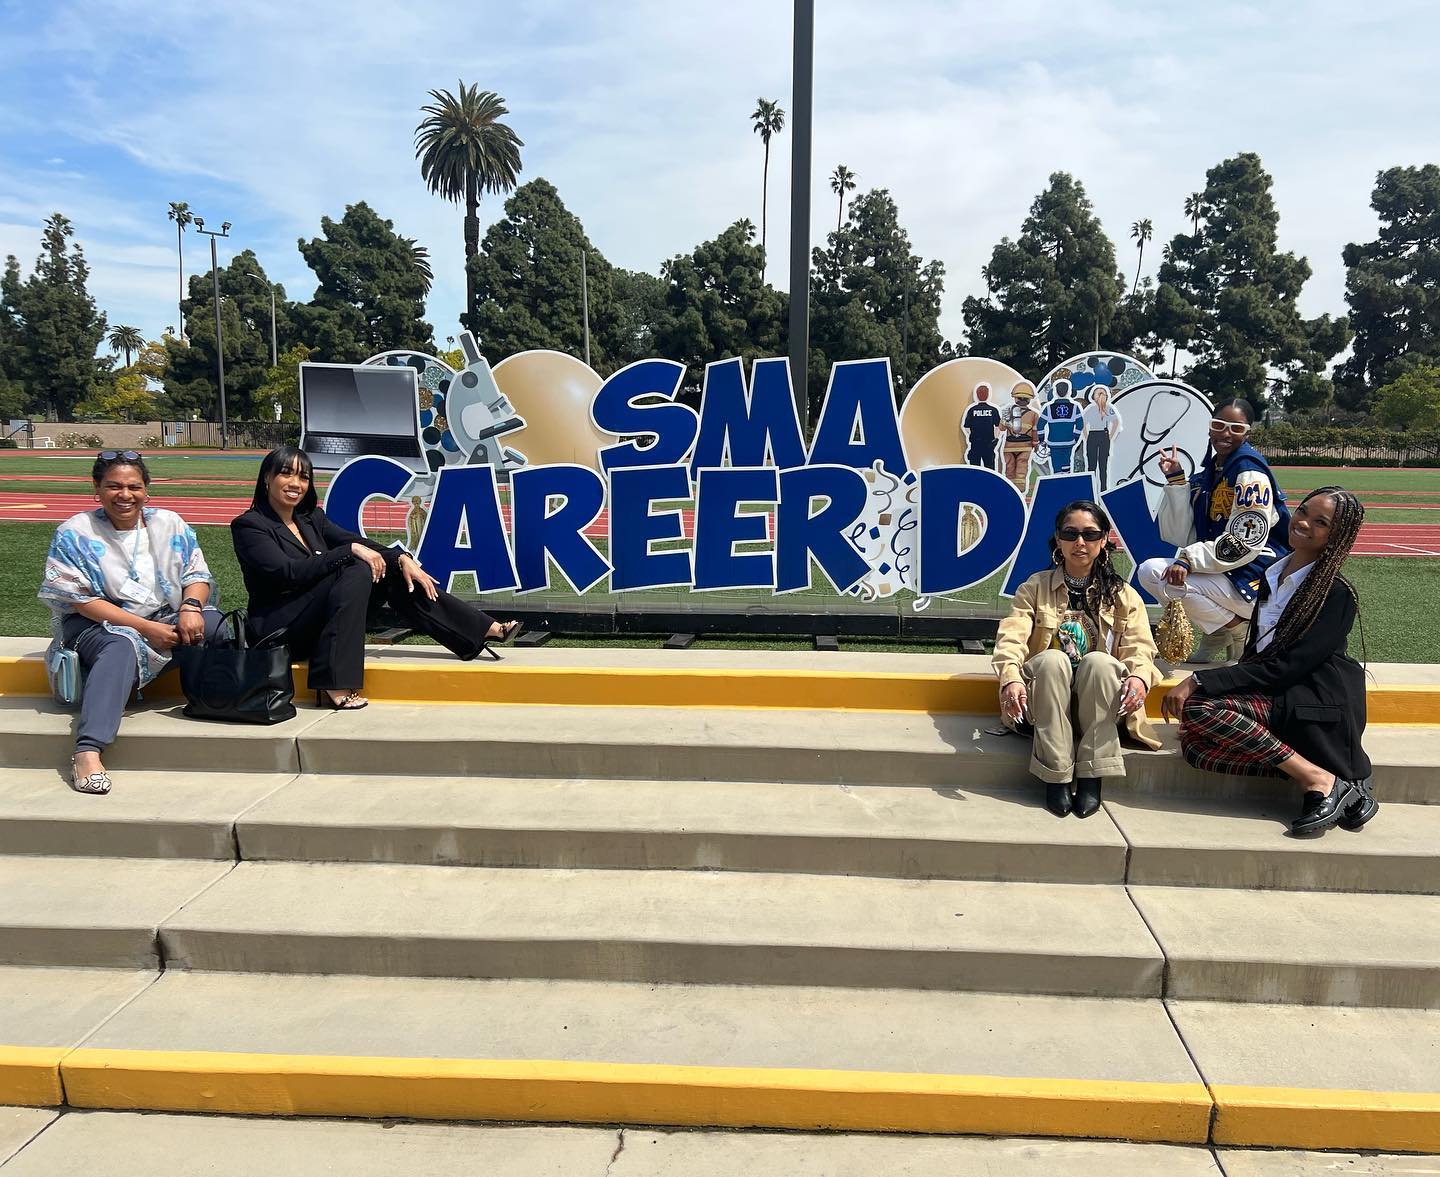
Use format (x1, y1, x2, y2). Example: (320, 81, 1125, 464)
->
(1047, 499, 1127, 619)
(1248, 486, 1366, 660)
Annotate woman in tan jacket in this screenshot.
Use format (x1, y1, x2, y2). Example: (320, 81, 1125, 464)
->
(993, 499, 1161, 818)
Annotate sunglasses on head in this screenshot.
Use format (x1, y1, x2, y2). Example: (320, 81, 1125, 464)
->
(1057, 527, 1105, 542)
(98, 449, 142, 462)
(1208, 419, 1251, 436)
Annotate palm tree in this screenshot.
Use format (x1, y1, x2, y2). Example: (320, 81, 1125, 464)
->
(107, 324, 145, 368)
(1130, 218, 1153, 295)
(166, 202, 192, 340)
(415, 82, 524, 318)
(830, 164, 856, 234)
(751, 98, 785, 276)
(405, 238, 434, 296)
(1183, 191, 1204, 235)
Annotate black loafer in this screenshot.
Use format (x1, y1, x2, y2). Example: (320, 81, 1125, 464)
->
(1339, 779, 1379, 831)
(1072, 777, 1102, 819)
(1291, 779, 1362, 835)
(1045, 781, 1072, 818)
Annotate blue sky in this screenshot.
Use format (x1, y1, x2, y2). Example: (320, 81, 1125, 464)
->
(1, 0, 1436, 356)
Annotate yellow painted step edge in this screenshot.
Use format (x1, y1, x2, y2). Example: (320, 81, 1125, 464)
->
(1211, 1084, 1440, 1152)
(59, 1049, 1211, 1143)
(1, 654, 1438, 722)
(0, 1046, 65, 1106)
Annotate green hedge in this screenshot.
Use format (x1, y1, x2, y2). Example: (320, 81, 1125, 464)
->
(1255, 424, 1440, 466)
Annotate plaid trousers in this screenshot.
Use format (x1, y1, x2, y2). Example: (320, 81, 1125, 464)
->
(1180, 693, 1294, 777)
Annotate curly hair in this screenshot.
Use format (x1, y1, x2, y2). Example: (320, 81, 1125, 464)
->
(1247, 485, 1365, 660)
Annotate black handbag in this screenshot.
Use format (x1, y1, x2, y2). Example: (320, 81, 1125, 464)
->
(173, 609, 296, 725)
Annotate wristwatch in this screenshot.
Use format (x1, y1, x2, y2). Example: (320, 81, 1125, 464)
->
(181, 596, 205, 609)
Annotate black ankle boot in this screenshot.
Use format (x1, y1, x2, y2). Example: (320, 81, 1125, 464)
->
(1072, 777, 1102, 819)
(1044, 780, 1072, 817)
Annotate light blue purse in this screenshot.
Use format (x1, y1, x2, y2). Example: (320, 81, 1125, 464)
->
(46, 640, 83, 707)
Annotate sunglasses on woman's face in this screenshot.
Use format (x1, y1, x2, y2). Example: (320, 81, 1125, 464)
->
(1208, 419, 1251, 436)
(98, 449, 143, 462)
(1057, 527, 1105, 542)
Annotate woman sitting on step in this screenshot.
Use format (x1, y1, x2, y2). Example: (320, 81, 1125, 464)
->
(994, 499, 1161, 819)
(1162, 486, 1376, 836)
(230, 446, 521, 711)
(39, 450, 226, 795)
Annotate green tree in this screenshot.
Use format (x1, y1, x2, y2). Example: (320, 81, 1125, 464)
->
(751, 98, 785, 277)
(415, 82, 523, 322)
(1153, 153, 1349, 413)
(1130, 218, 1152, 295)
(107, 323, 144, 368)
(76, 371, 156, 422)
(611, 268, 667, 367)
(830, 164, 856, 235)
(167, 202, 193, 340)
(0, 214, 110, 419)
(808, 188, 945, 412)
(466, 179, 627, 369)
(653, 220, 787, 395)
(1335, 165, 1440, 412)
(295, 202, 434, 363)
(962, 172, 1121, 373)
(163, 250, 293, 419)
(1373, 364, 1440, 430)
(255, 342, 315, 423)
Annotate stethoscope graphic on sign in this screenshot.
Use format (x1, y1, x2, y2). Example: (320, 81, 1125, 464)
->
(1120, 388, 1199, 487)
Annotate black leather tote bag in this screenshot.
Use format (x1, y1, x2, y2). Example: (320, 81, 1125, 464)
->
(173, 609, 296, 725)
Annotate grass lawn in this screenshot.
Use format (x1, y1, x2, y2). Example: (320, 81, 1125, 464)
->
(3, 520, 1435, 662)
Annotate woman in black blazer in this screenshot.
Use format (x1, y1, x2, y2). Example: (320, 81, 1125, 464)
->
(231, 446, 520, 709)
(1162, 486, 1373, 835)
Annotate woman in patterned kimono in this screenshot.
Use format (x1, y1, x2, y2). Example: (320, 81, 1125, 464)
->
(38, 450, 223, 795)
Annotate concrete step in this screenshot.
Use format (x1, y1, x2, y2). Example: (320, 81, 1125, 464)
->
(4, 697, 1439, 803)
(1133, 886, 1440, 1008)
(0, 857, 231, 970)
(158, 861, 1164, 995)
(0, 769, 294, 860)
(1109, 796, 1440, 894)
(236, 774, 1128, 883)
(0, 1111, 1234, 1175)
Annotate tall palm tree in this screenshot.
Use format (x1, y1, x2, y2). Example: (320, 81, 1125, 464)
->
(751, 98, 785, 276)
(405, 238, 434, 296)
(830, 164, 856, 234)
(1130, 218, 1153, 294)
(107, 324, 145, 368)
(1183, 191, 1204, 235)
(415, 82, 524, 318)
(166, 202, 192, 340)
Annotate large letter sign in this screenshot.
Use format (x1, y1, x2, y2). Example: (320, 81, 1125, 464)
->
(323, 349, 1210, 610)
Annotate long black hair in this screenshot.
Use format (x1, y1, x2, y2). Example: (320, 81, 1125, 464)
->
(252, 446, 318, 514)
(1246, 485, 1366, 661)
(1047, 499, 1127, 615)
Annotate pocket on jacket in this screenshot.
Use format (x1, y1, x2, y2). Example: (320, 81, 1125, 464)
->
(1294, 704, 1342, 722)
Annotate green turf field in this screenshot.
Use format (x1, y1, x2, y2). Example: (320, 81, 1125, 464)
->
(2, 520, 1434, 662)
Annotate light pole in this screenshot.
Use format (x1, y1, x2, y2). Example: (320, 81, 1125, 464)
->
(234, 267, 277, 367)
(194, 217, 231, 449)
(788, 0, 815, 432)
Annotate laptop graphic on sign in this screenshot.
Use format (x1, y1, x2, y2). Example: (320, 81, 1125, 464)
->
(299, 362, 428, 473)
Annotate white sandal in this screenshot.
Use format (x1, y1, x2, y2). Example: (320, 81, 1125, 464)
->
(70, 756, 112, 796)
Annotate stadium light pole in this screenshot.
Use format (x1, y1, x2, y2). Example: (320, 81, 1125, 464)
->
(194, 217, 231, 449)
(234, 267, 277, 367)
(788, 0, 814, 433)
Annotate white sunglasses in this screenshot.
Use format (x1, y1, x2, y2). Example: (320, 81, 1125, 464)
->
(1208, 419, 1251, 436)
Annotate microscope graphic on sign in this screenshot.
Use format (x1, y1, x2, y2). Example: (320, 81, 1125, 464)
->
(446, 331, 528, 478)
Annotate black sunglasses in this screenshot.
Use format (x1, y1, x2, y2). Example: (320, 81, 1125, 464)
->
(1057, 527, 1106, 542)
(98, 450, 142, 462)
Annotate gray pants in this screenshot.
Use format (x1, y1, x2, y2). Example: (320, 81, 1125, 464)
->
(1022, 649, 1127, 784)
(63, 609, 226, 755)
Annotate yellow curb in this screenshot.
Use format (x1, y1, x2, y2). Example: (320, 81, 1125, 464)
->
(0, 1046, 65, 1106)
(59, 1049, 1211, 1142)
(1211, 1084, 1440, 1152)
(3, 654, 1439, 722)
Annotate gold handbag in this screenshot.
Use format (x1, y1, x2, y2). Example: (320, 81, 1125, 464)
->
(1155, 598, 1195, 663)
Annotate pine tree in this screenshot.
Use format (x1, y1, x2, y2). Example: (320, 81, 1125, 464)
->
(1335, 164, 1440, 412)
(961, 173, 1122, 374)
(1153, 153, 1349, 413)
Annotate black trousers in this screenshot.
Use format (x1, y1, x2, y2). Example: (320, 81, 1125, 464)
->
(1086, 432, 1111, 487)
(248, 561, 497, 690)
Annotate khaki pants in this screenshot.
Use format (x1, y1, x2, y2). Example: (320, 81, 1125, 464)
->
(1022, 649, 1127, 784)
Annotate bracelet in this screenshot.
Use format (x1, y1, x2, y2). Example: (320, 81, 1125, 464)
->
(179, 605, 204, 614)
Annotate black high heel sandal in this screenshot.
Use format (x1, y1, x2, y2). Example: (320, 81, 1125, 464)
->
(316, 689, 368, 711)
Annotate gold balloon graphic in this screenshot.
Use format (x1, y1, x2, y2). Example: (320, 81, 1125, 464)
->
(898, 357, 1030, 471)
(491, 350, 616, 472)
